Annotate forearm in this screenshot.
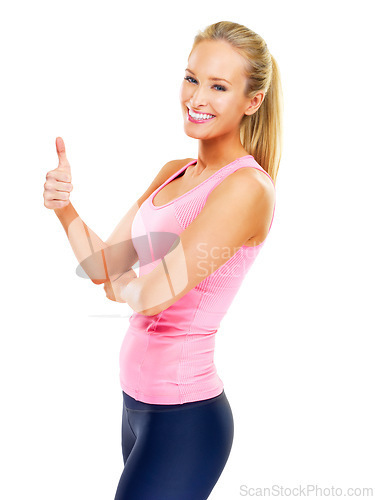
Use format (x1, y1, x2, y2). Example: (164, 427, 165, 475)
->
(122, 242, 188, 316)
(54, 202, 111, 284)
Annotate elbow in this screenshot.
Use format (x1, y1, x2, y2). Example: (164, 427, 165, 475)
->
(128, 299, 157, 316)
(122, 277, 150, 315)
(131, 297, 162, 317)
(127, 279, 163, 316)
(141, 305, 162, 317)
(125, 273, 175, 317)
(91, 278, 106, 285)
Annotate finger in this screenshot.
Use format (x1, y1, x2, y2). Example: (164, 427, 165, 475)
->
(46, 168, 71, 184)
(45, 190, 70, 201)
(52, 180, 73, 192)
(56, 137, 71, 174)
(104, 281, 115, 299)
(107, 282, 115, 298)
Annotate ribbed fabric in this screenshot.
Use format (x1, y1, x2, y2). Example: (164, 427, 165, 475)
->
(119, 155, 276, 404)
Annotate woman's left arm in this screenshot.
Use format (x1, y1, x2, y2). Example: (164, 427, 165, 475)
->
(122, 169, 275, 315)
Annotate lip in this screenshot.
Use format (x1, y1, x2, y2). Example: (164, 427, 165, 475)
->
(186, 106, 216, 123)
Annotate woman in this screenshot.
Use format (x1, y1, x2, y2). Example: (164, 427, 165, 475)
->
(44, 20, 283, 500)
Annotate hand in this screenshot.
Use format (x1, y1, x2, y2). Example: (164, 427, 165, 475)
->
(103, 268, 138, 303)
(43, 137, 73, 210)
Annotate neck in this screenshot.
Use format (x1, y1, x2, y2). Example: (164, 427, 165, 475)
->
(194, 134, 250, 175)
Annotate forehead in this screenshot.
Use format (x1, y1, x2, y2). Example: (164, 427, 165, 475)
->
(188, 39, 246, 80)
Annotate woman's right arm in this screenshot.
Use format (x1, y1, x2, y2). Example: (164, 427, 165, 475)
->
(53, 201, 123, 285)
(45, 137, 192, 284)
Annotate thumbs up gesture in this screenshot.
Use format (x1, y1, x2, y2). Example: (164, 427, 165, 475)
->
(43, 137, 73, 210)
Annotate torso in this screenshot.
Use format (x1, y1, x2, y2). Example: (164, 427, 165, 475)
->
(152, 158, 273, 247)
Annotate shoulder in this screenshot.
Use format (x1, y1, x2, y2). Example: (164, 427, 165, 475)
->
(226, 165, 274, 192)
(161, 158, 195, 176)
(202, 165, 275, 239)
(152, 157, 195, 184)
(136, 158, 195, 206)
(207, 165, 275, 210)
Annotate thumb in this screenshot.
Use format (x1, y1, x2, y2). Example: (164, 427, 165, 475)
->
(56, 136, 71, 172)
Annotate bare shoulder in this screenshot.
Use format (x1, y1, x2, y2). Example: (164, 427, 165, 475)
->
(204, 165, 275, 240)
(230, 165, 274, 191)
(136, 158, 195, 206)
(207, 165, 275, 206)
(162, 158, 195, 177)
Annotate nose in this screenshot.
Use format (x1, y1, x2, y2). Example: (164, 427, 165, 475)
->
(189, 85, 208, 109)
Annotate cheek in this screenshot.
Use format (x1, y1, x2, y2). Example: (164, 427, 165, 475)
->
(179, 84, 190, 103)
(213, 99, 232, 117)
(220, 98, 242, 117)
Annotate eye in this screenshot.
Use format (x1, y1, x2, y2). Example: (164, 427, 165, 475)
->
(213, 84, 227, 92)
(184, 76, 227, 92)
(184, 76, 197, 84)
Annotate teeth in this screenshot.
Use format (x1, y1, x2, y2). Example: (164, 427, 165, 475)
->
(188, 108, 215, 120)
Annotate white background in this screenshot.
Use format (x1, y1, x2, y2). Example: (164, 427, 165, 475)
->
(1, 0, 374, 498)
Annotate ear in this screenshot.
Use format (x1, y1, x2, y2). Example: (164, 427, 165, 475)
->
(244, 91, 266, 116)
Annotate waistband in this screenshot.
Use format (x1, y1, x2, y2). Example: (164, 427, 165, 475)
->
(122, 390, 226, 412)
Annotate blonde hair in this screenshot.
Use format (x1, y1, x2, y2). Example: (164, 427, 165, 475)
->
(189, 21, 283, 184)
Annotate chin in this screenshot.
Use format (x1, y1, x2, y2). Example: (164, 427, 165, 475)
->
(183, 126, 207, 140)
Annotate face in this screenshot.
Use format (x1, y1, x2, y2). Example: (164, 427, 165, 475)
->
(179, 39, 260, 140)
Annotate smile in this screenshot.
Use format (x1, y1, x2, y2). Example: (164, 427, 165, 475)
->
(187, 107, 216, 123)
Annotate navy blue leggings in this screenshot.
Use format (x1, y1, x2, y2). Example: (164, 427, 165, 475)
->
(114, 390, 234, 500)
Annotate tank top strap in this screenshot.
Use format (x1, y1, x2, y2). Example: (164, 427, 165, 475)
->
(205, 155, 275, 191)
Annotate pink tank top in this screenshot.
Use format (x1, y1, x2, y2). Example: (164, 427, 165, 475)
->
(119, 155, 276, 404)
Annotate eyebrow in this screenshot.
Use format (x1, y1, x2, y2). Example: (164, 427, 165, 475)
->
(185, 68, 232, 85)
